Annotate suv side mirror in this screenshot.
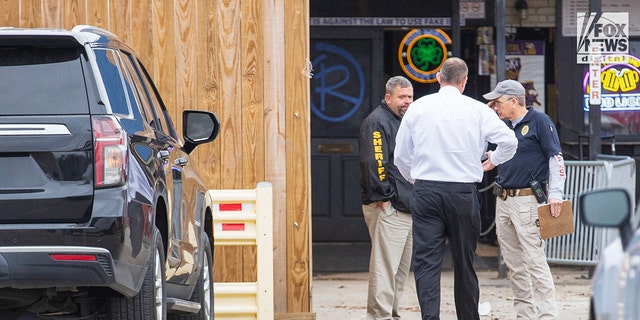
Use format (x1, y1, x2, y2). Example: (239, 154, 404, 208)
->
(183, 110, 220, 154)
(579, 188, 634, 249)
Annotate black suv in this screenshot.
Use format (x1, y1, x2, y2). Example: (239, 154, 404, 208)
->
(0, 25, 220, 319)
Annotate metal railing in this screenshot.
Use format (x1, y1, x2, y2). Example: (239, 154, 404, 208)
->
(545, 155, 636, 265)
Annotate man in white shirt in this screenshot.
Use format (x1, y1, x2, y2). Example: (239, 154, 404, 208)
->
(394, 57, 517, 320)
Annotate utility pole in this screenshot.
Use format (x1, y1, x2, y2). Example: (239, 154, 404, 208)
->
(495, 0, 508, 279)
(495, 0, 506, 85)
(588, 0, 602, 159)
(452, 0, 461, 57)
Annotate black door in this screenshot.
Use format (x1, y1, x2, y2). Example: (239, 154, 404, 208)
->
(311, 29, 383, 246)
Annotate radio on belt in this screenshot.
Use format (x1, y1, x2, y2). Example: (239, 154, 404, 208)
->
(529, 179, 547, 204)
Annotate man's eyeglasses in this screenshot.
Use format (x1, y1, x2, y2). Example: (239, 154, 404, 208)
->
(492, 97, 514, 107)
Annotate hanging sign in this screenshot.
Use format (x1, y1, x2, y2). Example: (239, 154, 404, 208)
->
(589, 46, 602, 105)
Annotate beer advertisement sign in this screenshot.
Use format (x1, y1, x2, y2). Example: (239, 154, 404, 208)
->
(583, 54, 640, 134)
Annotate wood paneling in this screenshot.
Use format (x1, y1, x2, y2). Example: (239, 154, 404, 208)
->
(108, 0, 130, 44)
(241, 0, 264, 190)
(263, 0, 288, 312)
(42, 0, 62, 27)
(285, 0, 311, 313)
(1, 0, 19, 26)
(131, 0, 152, 65)
(174, 0, 197, 130)
(20, 0, 42, 27)
(240, 0, 264, 284)
(213, 0, 246, 284)
(0, 0, 311, 315)
(62, 0, 86, 28)
(151, 0, 175, 122)
(197, 0, 222, 190)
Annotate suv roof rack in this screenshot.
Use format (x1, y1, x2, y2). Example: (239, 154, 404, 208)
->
(72, 25, 120, 40)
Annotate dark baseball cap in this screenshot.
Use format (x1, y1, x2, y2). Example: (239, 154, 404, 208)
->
(483, 79, 525, 100)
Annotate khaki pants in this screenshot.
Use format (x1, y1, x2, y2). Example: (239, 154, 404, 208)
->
(495, 195, 558, 320)
(362, 203, 413, 320)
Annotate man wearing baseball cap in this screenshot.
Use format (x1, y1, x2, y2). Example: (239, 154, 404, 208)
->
(484, 79, 566, 320)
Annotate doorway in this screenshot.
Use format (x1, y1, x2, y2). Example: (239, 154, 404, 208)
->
(310, 28, 384, 271)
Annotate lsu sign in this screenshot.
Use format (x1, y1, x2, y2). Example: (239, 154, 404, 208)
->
(577, 12, 629, 64)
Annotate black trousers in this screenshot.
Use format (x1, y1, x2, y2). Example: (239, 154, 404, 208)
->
(411, 180, 481, 320)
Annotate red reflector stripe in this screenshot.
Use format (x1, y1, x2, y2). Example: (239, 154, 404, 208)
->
(219, 203, 243, 211)
(50, 254, 97, 261)
(221, 223, 245, 231)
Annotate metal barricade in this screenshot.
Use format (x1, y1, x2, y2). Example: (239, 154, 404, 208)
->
(545, 155, 636, 265)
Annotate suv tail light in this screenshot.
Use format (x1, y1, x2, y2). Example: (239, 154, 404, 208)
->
(92, 116, 127, 188)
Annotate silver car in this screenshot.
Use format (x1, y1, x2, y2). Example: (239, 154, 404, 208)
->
(579, 188, 640, 320)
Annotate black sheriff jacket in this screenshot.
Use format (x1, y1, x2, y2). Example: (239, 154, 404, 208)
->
(359, 100, 412, 213)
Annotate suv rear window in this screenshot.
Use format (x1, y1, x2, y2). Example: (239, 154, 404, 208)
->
(0, 46, 89, 115)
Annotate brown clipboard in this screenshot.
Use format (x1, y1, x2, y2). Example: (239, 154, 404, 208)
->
(538, 200, 574, 240)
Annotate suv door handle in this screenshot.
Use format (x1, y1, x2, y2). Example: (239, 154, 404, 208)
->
(174, 158, 188, 167)
(157, 149, 170, 159)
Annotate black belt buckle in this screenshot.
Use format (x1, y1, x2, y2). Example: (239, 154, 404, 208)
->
(493, 183, 507, 201)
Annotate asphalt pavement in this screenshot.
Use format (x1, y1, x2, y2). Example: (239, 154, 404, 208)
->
(312, 244, 592, 320)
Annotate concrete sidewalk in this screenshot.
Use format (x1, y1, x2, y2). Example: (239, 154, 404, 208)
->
(312, 245, 592, 319)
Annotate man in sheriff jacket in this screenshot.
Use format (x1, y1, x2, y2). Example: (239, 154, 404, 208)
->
(359, 75, 414, 320)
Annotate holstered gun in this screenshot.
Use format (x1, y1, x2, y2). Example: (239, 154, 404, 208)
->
(492, 182, 507, 201)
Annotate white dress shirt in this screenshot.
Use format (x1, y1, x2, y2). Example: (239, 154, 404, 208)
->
(394, 86, 517, 184)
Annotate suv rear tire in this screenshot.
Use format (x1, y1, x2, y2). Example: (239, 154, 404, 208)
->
(108, 227, 167, 320)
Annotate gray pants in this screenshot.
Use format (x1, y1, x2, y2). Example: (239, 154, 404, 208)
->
(496, 195, 558, 320)
(363, 203, 413, 320)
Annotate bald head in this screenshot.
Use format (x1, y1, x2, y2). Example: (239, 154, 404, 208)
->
(437, 57, 468, 87)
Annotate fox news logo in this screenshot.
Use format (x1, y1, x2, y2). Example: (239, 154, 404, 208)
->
(577, 12, 629, 64)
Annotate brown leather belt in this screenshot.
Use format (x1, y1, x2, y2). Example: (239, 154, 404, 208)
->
(492, 183, 535, 201)
(504, 188, 534, 197)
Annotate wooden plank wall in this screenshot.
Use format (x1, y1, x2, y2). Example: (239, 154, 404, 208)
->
(0, 0, 311, 316)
